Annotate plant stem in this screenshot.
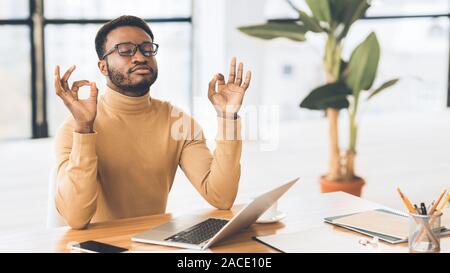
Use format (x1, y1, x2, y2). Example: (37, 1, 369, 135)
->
(349, 97, 358, 153)
(326, 108, 342, 180)
(346, 94, 359, 179)
(324, 35, 342, 81)
(324, 34, 344, 181)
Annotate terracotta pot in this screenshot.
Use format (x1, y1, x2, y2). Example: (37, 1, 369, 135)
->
(319, 175, 365, 197)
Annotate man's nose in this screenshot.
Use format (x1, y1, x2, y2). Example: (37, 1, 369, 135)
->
(131, 48, 147, 63)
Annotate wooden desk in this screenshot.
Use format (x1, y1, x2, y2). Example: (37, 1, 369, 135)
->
(1, 192, 449, 253)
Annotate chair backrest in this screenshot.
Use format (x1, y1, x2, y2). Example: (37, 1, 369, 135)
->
(46, 167, 66, 228)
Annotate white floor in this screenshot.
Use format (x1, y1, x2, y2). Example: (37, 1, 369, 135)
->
(1, 111, 450, 233)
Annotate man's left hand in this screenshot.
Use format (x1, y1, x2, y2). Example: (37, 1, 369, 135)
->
(208, 57, 252, 119)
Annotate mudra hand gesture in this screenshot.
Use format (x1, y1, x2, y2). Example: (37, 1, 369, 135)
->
(208, 57, 251, 119)
(54, 65, 99, 134)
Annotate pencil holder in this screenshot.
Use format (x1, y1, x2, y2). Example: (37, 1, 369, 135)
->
(408, 212, 442, 253)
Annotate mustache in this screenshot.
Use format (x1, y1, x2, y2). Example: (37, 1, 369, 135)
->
(128, 63, 153, 73)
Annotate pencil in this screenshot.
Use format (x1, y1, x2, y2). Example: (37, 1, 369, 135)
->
(437, 193, 450, 213)
(415, 193, 449, 243)
(396, 187, 415, 213)
(428, 189, 447, 215)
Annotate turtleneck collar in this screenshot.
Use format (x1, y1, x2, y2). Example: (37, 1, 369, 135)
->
(102, 86, 151, 114)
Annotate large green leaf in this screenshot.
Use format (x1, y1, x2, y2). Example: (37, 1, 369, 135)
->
(328, 0, 370, 40)
(238, 22, 308, 42)
(299, 81, 351, 110)
(299, 11, 324, 33)
(367, 78, 399, 100)
(305, 0, 331, 23)
(345, 32, 380, 93)
(335, 0, 370, 39)
(329, 0, 370, 25)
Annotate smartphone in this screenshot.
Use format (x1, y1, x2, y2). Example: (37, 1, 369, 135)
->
(71, 240, 128, 253)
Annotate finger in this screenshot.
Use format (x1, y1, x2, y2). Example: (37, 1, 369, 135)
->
(90, 82, 99, 100)
(56, 81, 74, 105)
(217, 73, 225, 86)
(62, 65, 76, 90)
(241, 70, 252, 91)
(54, 65, 77, 106)
(54, 65, 63, 97)
(55, 65, 71, 101)
(235, 62, 243, 86)
(71, 80, 90, 92)
(55, 78, 64, 97)
(55, 65, 61, 81)
(227, 57, 236, 84)
(71, 80, 90, 99)
(62, 65, 76, 82)
(208, 74, 218, 99)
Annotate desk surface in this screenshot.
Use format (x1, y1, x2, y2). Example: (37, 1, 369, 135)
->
(1, 192, 449, 253)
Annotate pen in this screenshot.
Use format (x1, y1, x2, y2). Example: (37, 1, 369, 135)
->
(420, 203, 427, 215)
(415, 194, 450, 243)
(397, 188, 440, 246)
(414, 204, 420, 214)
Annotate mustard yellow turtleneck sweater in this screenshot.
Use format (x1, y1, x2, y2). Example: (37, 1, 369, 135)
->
(54, 87, 242, 229)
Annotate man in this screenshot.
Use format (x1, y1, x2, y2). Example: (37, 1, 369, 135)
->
(54, 15, 251, 230)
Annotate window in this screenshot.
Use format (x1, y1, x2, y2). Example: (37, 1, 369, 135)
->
(0, 0, 29, 19)
(0, 26, 31, 140)
(44, 0, 191, 19)
(346, 17, 449, 113)
(259, 0, 450, 121)
(367, 0, 449, 17)
(0, 0, 31, 140)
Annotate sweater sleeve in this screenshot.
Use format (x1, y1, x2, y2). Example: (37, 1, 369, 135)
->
(179, 116, 242, 210)
(54, 121, 99, 229)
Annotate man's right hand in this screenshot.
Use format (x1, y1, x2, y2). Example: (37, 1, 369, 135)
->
(55, 65, 99, 134)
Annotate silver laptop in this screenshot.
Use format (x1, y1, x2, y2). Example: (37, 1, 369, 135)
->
(131, 177, 299, 250)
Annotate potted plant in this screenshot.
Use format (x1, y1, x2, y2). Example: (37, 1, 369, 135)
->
(238, 0, 399, 196)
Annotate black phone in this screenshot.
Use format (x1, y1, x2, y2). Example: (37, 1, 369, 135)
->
(71, 240, 128, 253)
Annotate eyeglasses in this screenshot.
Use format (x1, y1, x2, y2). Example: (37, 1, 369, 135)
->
(102, 42, 159, 59)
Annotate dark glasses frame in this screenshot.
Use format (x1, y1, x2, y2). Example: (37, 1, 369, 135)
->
(102, 41, 159, 59)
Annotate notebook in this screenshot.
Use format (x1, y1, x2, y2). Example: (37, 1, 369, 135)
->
(324, 209, 450, 244)
(254, 226, 372, 253)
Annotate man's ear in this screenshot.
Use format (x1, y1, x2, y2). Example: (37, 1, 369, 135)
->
(98, 60, 109, 76)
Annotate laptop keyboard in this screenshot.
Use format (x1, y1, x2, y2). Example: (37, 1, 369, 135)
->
(165, 218, 229, 245)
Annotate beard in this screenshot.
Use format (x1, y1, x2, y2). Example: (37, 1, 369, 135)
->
(106, 61, 158, 96)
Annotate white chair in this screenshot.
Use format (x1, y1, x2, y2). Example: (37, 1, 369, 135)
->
(46, 167, 66, 228)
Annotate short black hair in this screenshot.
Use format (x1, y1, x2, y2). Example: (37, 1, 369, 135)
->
(95, 15, 154, 59)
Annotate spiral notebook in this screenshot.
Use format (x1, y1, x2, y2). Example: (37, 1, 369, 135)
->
(324, 209, 450, 244)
